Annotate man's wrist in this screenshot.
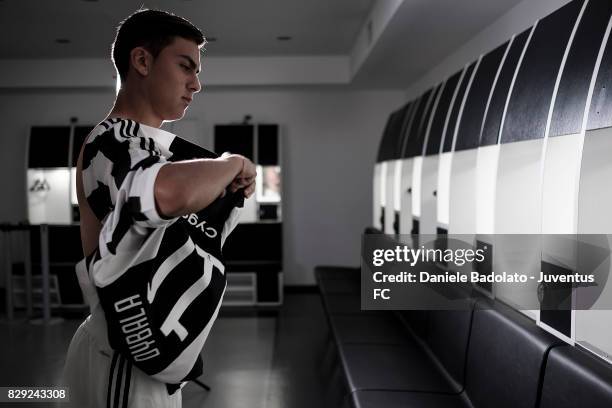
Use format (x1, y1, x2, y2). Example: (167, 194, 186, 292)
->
(223, 154, 245, 176)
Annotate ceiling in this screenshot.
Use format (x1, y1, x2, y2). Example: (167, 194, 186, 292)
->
(0, 0, 525, 88)
(0, 0, 373, 58)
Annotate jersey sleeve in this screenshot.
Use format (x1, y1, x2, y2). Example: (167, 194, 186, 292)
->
(81, 121, 177, 254)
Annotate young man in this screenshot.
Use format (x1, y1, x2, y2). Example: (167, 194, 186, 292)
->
(62, 9, 255, 407)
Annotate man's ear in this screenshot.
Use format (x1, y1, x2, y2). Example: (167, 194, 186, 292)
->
(130, 47, 152, 77)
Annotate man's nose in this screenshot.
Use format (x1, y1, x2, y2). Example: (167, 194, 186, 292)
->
(190, 75, 202, 94)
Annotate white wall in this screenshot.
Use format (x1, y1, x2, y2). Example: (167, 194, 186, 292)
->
(0, 87, 403, 285)
(405, 0, 572, 98)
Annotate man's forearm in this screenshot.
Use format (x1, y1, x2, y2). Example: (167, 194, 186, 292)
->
(154, 155, 244, 217)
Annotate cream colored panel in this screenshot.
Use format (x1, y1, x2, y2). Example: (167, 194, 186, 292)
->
(384, 160, 397, 234)
(399, 158, 413, 235)
(475, 145, 500, 235)
(541, 133, 582, 235)
(578, 128, 612, 232)
(437, 152, 453, 227)
(373, 164, 382, 229)
(540, 133, 582, 304)
(576, 127, 612, 361)
(411, 157, 423, 218)
(575, 234, 612, 362)
(420, 156, 438, 234)
(393, 160, 403, 211)
(494, 139, 544, 319)
(449, 150, 478, 234)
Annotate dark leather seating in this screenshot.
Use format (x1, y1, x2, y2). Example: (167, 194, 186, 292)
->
(340, 301, 474, 398)
(345, 300, 565, 408)
(540, 345, 612, 408)
(316, 235, 612, 408)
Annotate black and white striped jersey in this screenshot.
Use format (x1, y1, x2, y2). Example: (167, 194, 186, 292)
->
(79, 118, 243, 385)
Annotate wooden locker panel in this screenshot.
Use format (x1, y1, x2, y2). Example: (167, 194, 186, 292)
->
(257, 124, 279, 165)
(456, 42, 508, 150)
(404, 89, 434, 158)
(400, 96, 424, 158)
(214, 124, 254, 160)
(550, 0, 612, 137)
(480, 29, 531, 146)
(376, 112, 396, 163)
(587, 10, 612, 130)
(501, 0, 582, 143)
(29, 126, 71, 168)
(398, 101, 419, 157)
(223, 222, 282, 261)
(415, 84, 443, 156)
(379, 109, 402, 162)
(426, 72, 462, 156)
(442, 62, 476, 153)
(72, 126, 94, 167)
(389, 103, 413, 160)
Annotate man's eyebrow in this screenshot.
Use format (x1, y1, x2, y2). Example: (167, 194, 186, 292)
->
(179, 55, 200, 73)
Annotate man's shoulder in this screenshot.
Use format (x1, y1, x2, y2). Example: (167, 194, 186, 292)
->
(88, 118, 141, 143)
(82, 119, 157, 170)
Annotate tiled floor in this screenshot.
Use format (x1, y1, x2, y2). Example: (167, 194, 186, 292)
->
(0, 293, 332, 408)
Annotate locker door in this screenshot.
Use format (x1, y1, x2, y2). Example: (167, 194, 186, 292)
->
(475, 34, 532, 298)
(449, 42, 507, 234)
(403, 88, 435, 238)
(494, 0, 583, 316)
(394, 102, 418, 236)
(373, 164, 383, 229)
(27, 126, 71, 225)
(576, 2, 612, 362)
(399, 95, 426, 235)
(384, 103, 412, 234)
(373, 111, 396, 230)
(419, 82, 445, 235)
(476, 29, 531, 258)
(441, 60, 477, 234)
(541, 0, 612, 342)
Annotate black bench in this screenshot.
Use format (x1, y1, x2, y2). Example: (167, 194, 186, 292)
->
(315, 262, 612, 408)
(345, 300, 564, 408)
(540, 344, 612, 408)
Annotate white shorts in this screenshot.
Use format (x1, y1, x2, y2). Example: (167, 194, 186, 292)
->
(62, 311, 182, 408)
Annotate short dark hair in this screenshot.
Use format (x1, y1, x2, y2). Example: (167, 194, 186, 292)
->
(112, 9, 205, 82)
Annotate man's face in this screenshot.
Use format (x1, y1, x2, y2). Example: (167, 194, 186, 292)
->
(146, 36, 201, 122)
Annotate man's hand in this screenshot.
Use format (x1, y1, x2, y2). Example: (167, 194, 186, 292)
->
(222, 153, 257, 198)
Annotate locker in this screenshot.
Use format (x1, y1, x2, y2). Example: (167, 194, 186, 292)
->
(398, 89, 434, 235)
(541, 0, 612, 343)
(412, 84, 443, 234)
(435, 63, 476, 234)
(398, 97, 424, 235)
(448, 45, 508, 237)
(475, 32, 529, 295)
(495, 0, 583, 315)
(373, 111, 396, 230)
(384, 103, 412, 234)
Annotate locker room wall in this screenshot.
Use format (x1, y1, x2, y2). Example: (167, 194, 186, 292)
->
(391, 0, 612, 361)
(0, 88, 404, 286)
